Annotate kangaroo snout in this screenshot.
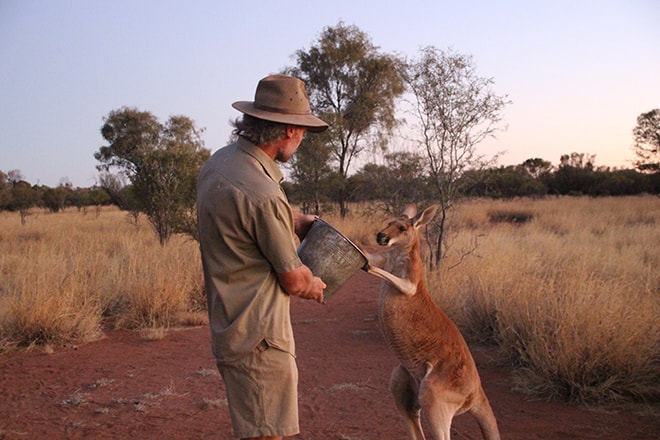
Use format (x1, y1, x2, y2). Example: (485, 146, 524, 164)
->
(376, 232, 390, 246)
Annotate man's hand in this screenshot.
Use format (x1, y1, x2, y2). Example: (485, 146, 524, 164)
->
(298, 276, 326, 304)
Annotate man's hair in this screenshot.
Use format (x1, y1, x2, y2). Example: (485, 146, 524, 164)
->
(231, 114, 287, 146)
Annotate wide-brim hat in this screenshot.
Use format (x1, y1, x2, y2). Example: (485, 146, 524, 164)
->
(232, 74, 328, 132)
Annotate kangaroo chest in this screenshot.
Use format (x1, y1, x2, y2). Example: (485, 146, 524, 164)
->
(378, 290, 443, 372)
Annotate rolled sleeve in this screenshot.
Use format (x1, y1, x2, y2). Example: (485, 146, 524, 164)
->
(252, 196, 302, 274)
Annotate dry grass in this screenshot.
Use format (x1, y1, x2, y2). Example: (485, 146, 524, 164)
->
(2, 197, 658, 407)
(0, 207, 205, 351)
(322, 205, 390, 248)
(424, 196, 660, 407)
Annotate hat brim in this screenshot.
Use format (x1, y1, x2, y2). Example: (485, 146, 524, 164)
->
(232, 101, 328, 133)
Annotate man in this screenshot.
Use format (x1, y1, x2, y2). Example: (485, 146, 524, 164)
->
(196, 74, 327, 440)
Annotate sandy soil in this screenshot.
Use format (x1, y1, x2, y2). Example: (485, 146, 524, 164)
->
(1, 271, 657, 439)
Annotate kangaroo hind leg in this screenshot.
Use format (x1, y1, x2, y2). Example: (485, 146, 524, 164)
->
(390, 365, 426, 440)
(417, 379, 457, 440)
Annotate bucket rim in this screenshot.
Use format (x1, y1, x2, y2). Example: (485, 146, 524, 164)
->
(310, 218, 368, 264)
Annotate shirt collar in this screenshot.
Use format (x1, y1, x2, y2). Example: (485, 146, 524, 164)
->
(237, 136, 284, 183)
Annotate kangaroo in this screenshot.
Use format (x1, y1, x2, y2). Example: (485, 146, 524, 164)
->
(363, 204, 500, 440)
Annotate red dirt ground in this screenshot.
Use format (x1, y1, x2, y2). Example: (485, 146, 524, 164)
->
(1, 271, 657, 439)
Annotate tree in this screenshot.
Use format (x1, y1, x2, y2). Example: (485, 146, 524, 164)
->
(521, 158, 553, 179)
(349, 151, 431, 213)
(8, 175, 39, 225)
(545, 152, 598, 195)
(42, 185, 70, 212)
(286, 130, 334, 215)
(405, 46, 510, 268)
(560, 152, 595, 170)
(632, 109, 660, 173)
(0, 171, 11, 210)
(95, 108, 210, 244)
(287, 22, 405, 217)
(97, 172, 138, 212)
(461, 166, 546, 198)
(66, 186, 111, 212)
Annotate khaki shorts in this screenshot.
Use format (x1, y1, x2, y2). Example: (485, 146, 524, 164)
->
(216, 341, 299, 438)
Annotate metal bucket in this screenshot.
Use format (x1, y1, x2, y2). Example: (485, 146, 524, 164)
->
(297, 219, 368, 301)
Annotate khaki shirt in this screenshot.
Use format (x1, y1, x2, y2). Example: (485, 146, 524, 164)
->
(197, 137, 302, 361)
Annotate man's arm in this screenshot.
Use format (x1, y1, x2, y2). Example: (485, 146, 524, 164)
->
(277, 265, 325, 304)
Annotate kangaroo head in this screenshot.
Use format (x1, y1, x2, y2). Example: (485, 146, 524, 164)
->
(376, 204, 439, 248)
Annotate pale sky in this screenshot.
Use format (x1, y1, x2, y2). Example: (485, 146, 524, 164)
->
(1, 0, 658, 187)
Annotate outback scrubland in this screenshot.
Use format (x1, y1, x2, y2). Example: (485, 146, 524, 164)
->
(1, 196, 658, 408)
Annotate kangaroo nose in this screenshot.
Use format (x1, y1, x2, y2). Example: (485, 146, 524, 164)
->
(376, 232, 389, 246)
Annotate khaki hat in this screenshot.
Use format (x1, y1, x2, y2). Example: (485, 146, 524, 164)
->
(232, 74, 328, 132)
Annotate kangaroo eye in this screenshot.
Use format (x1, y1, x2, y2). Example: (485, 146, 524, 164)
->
(399, 226, 406, 232)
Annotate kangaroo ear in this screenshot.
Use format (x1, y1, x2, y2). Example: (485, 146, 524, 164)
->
(414, 204, 439, 228)
(402, 204, 417, 219)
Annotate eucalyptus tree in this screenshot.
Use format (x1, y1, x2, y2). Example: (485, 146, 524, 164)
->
(405, 46, 510, 268)
(287, 22, 405, 217)
(95, 107, 210, 244)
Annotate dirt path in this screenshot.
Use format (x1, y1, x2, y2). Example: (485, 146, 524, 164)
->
(1, 272, 657, 439)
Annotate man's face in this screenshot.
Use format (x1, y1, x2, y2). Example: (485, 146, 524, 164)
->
(276, 127, 307, 163)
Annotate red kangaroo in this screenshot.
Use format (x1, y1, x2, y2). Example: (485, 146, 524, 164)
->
(363, 204, 500, 440)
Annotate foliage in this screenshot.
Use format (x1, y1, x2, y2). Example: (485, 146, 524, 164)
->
(348, 151, 433, 213)
(2, 171, 40, 224)
(542, 152, 658, 196)
(11, 181, 39, 224)
(1, 169, 113, 219)
(461, 166, 547, 198)
(632, 108, 660, 173)
(3, 155, 657, 221)
(560, 152, 595, 170)
(96, 172, 140, 213)
(521, 158, 553, 179)
(0, 171, 11, 209)
(95, 107, 210, 244)
(287, 21, 406, 217)
(42, 185, 70, 213)
(285, 129, 335, 214)
(285, 150, 658, 212)
(404, 46, 510, 268)
(66, 186, 111, 210)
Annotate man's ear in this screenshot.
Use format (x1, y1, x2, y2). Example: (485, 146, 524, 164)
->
(285, 125, 296, 138)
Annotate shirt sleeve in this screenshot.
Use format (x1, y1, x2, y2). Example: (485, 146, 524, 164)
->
(251, 195, 302, 274)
